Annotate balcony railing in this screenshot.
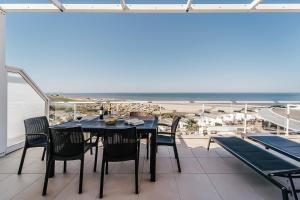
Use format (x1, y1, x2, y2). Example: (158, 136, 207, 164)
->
(49, 100, 300, 138)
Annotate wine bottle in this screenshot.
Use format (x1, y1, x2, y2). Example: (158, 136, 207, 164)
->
(108, 103, 112, 116)
(99, 104, 104, 120)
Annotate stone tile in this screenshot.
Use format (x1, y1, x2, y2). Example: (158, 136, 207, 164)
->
(111, 160, 144, 174)
(0, 157, 39, 174)
(155, 146, 170, 157)
(97, 174, 139, 200)
(7, 148, 45, 159)
(192, 148, 220, 158)
(174, 146, 194, 158)
(22, 159, 46, 174)
(176, 174, 222, 200)
(244, 173, 283, 200)
(54, 174, 99, 200)
(197, 157, 250, 174)
(12, 173, 76, 200)
(214, 148, 234, 158)
(0, 173, 12, 182)
(143, 157, 173, 174)
(208, 173, 265, 200)
(171, 158, 204, 173)
(0, 174, 42, 199)
(0, 138, 287, 200)
(139, 174, 179, 200)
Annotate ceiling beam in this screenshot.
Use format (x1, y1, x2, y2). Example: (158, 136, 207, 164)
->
(50, 0, 65, 12)
(248, 0, 263, 10)
(186, 0, 193, 12)
(1, 3, 300, 13)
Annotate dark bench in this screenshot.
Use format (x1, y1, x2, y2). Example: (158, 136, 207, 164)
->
(248, 135, 300, 162)
(208, 136, 300, 200)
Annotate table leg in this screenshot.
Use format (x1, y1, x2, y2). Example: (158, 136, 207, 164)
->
(150, 130, 156, 182)
(49, 160, 55, 178)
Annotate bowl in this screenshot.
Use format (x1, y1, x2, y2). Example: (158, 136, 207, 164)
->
(104, 117, 117, 125)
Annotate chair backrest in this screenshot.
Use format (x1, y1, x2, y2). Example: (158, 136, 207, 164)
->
(102, 127, 138, 160)
(49, 127, 84, 158)
(24, 116, 49, 135)
(129, 112, 145, 117)
(171, 116, 181, 133)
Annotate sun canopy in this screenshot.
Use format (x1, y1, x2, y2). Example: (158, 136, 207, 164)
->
(1, 0, 300, 13)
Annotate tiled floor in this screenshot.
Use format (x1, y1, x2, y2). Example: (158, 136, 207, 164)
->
(0, 138, 294, 200)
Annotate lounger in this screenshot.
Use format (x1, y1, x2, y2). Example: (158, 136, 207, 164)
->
(248, 135, 300, 162)
(208, 136, 300, 200)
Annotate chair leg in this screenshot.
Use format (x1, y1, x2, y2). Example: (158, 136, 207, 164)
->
(281, 188, 289, 200)
(18, 147, 27, 175)
(173, 144, 181, 173)
(288, 175, 298, 200)
(90, 137, 93, 155)
(207, 137, 214, 151)
(94, 145, 98, 172)
(41, 147, 46, 161)
(63, 160, 67, 173)
(146, 135, 149, 159)
(135, 158, 139, 194)
(42, 158, 52, 196)
(79, 157, 84, 194)
(105, 161, 108, 174)
(99, 159, 105, 198)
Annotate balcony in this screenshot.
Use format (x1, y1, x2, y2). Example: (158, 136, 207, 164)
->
(1, 2, 300, 199)
(0, 137, 294, 200)
(0, 81, 300, 199)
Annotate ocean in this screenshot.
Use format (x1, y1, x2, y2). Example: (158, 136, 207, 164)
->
(55, 93, 300, 101)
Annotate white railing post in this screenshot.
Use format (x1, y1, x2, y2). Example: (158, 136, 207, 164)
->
(54, 103, 56, 122)
(0, 12, 6, 156)
(286, 104, 290, 135)
(73, 103, 76, 120)
(159, 105, 162, 117)
(243, 103, 248, 134)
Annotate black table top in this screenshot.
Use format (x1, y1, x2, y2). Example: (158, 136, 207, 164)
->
(51, 117, 158, 132)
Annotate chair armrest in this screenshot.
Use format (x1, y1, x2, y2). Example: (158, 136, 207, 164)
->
(26, 133, 49, 145)
(27, 133, 48, 138)
(269, 169, 300, 176)
(158, 123, 171, 127)
(157, 131, 175, 135)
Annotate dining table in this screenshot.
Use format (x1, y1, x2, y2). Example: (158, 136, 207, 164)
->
(49, 116, 158, 182)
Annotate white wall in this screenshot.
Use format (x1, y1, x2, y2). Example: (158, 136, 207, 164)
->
(0, 12, 7, 155)
(7, 72, 46, 147)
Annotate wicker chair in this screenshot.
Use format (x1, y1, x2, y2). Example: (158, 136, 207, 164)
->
(42, 127, 96, 195)
(157, 116, 181, 172)
(99, 127, 140, 198)
(18, 116, 49, 175)
(129, 112, 149, 159)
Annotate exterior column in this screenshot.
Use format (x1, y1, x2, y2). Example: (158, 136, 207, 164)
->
(0, 12, 7, 156)
(243, 103, 248, 134)
(286, 104, 290, 135)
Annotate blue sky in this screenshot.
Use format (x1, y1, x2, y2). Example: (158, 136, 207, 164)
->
(5, 12, 300, 93)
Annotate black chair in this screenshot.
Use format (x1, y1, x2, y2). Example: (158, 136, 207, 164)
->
(18, 116, 49, 175)
(99, 127, 140, 198)
(157, 116, 181, 172)
(42, 127, 96, 195)
(130, 112, 149, 159)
